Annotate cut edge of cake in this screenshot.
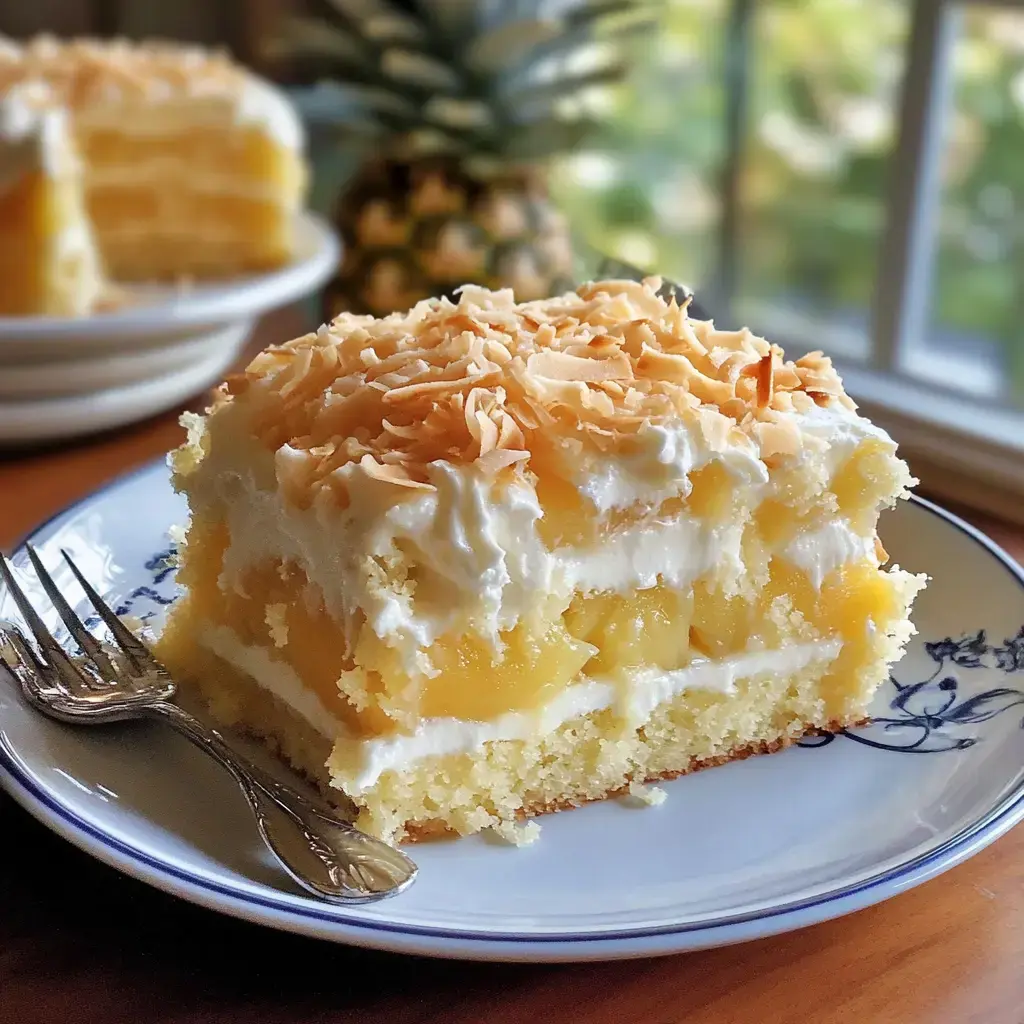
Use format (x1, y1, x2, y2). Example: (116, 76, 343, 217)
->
(153, 278, 927, 844)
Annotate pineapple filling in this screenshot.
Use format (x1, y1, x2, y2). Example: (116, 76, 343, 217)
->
(165, 498, 901, 741)
(534, 455, 740, 548)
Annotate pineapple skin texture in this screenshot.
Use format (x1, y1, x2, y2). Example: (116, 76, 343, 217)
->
(323, 157, 577, 320)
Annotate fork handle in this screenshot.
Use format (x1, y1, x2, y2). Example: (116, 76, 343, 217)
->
(142, 701, 416, 903)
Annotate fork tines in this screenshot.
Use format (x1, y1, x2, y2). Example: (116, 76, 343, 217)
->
(0, 546, 161, 681)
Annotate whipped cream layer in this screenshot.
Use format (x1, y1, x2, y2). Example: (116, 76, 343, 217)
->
(181, 398, 888, 676)
(563, 417, 767, 513)
(199, 621, 843, 793)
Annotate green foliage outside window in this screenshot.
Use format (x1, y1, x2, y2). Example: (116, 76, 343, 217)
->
(550, 0, 1024, 400)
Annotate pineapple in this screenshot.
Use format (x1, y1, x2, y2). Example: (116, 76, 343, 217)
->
(268, 0, 652, 320)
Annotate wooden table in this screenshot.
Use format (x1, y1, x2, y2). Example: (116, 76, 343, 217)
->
(1, 310, 1022, 1024)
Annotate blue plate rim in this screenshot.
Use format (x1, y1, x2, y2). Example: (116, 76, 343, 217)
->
(1, 458, 1023, 951)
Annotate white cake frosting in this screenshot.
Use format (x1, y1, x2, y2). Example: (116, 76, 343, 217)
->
(0, 84, 71, 191)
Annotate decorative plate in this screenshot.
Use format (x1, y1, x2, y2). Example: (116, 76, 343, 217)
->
(1, 463, 1022, 962)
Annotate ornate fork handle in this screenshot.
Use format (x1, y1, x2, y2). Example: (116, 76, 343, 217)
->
(144, 701, 416, 902)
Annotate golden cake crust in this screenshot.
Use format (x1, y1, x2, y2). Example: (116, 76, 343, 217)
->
(400, 717, 862, 841)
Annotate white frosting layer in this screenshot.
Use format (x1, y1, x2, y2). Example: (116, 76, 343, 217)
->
(557, 515, 747, 594)
(236, 77, 304, 150)
(200, 622, 340, 737)
(784, 520, 876, 589)
(75, 78, 303, 150)
(217, 449, 554, 673)
(792, 402, 892, 475)
(196, 623, 842, 793)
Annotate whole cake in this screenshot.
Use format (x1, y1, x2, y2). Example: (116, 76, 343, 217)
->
(0, 35, 306, 317)
(154, 279, 926, 844)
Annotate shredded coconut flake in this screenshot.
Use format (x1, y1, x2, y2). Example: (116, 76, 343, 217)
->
(492, 819, 542, 846)
(627, 781, 668, 807)
(264, 603, 289, 648)
(193, 278, 857, 507)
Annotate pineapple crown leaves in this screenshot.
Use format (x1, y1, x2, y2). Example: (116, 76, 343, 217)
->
(270, 0, 656, 163)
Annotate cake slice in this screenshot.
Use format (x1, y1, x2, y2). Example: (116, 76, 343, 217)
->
(0, 81, 104, 317)
(154, 278, 926, 844)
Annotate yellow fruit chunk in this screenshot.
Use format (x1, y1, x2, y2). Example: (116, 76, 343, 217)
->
(420, 618, 595, 720)
(564, 584, 693, 673)
(830, 438, 895, 527)
(685, 462, 735, 521)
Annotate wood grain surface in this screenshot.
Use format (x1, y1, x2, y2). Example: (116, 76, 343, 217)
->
(1, 309, 1022, 1024)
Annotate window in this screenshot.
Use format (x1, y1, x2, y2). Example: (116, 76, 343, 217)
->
(921, 5, 1024, 404)
(734, 0, 907, 365)
(552, 0, 1024, 519)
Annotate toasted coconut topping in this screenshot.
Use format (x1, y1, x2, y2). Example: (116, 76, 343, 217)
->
(0, 34, 253, 107)
(213, 279, 857, 498)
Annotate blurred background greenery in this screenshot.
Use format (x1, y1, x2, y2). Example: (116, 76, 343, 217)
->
(548, 0, 1024, 405)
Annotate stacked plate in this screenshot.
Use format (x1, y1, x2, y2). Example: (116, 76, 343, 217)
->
(0, 212, 339, 445)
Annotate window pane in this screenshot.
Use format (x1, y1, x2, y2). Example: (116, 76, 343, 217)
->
(917, 6, 1024, 406)
(734, 0, 907, 358)
(549, 0, 728, 293)
(551, 0, 907, 362)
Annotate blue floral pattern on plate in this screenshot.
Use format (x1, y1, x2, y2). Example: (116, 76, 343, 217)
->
(798, 627, 1024, 753)
(81, 547, 178, 630)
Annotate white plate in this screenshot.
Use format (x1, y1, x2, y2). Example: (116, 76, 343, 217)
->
(1, 464, 1023, 962)
(0, 212, 338, 357)
(0, 322, 250, 400)
(0, 337, 245, 443)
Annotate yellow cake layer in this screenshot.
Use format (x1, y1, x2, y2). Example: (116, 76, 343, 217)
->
(81, 125, 304, 279)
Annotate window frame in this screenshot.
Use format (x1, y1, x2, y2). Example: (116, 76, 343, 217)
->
(713, 0, 1024, 521)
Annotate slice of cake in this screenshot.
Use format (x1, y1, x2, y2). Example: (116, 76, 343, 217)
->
(0, 35, 306, 316)
(154, 278, 926, 844)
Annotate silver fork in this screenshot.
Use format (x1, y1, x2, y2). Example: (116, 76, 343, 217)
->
(0, 544, 417, 904)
